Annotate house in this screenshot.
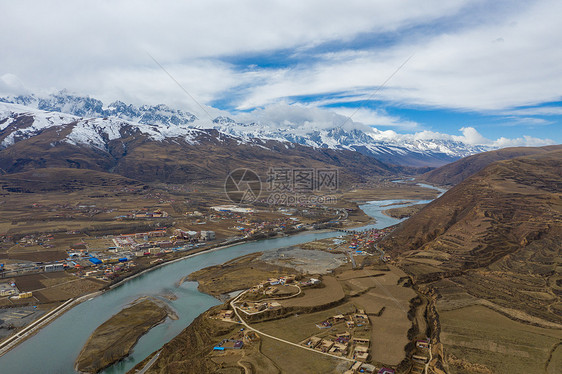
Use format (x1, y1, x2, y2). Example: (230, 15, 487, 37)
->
(378, 368, 395, 374)
(416, 339, 430, 349)
(303, 336, 322, 348)
(412, 355, 429, 364)
(354, 313, 369, 321)
(14, 291, 32, 299)
(350, 361, 362, 372)
(216, 339, 244, 350)
(317, 339, 334, 352)
(148, 247, 161, 255)
(354, 345, 369, 361)
(353, 337, 370, 345)
(329, 342, 348, 356)
(218, 310, 234, 320)
(89, 257, 102, 265)
(175, 229, 198, 240)
(333, 314, 346, 322)
(45, 263, 65, 272)
(149, 230, 167, 237)
(200, 230, 216, 240)
(0, 282, 17, 296)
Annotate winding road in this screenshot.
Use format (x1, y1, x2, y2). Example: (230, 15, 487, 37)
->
(230, 290, 355, 363)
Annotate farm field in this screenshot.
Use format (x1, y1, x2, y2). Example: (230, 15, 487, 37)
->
(348, 267, 416, 366)
(280, 276, 345, 308)
(260, 336, 345, 374)
(440, 305, 562, 374)
(252, 302, 357, 343)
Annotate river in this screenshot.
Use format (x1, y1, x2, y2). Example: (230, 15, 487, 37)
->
(0, 182, 445, 374)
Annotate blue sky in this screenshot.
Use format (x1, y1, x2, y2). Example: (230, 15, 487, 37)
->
(0, 0, 560, 145)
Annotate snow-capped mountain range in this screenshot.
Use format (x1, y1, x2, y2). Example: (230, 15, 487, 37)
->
(0, 91, 491, 167)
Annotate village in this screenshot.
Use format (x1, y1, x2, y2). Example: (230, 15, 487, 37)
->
(208, 268, 431, 374)
(0, 179, 429, 373)
(0, 201, 354, 312)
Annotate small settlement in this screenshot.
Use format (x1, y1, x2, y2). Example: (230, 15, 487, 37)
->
(209, 268, 428, 374)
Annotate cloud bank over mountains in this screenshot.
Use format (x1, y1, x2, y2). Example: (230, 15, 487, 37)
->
(0, 1, 560, 145)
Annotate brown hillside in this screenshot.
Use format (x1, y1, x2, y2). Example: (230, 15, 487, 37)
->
(418, 144, 562, 186)
(0, 116, 418, 186)
(0, 168, 143, 193)
(381, 149, 562, 322)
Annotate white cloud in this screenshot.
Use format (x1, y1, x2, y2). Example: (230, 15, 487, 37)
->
(0, 0, 560, 144)
(2, 1, 560, 112)
(234, 1, 562, 111)
(453, 127, 489, 145)
(329, 107, 420, 130)
(492, 135, 554, 147)
(501, 107, 562, 116)
(366, 125, 553, 148)
(235, 103, 368, 131)
(0, 74, 29, 96)
(446, 127, 553, 147)
(235, 104, 554, 148)
(0, 0, 471, 102)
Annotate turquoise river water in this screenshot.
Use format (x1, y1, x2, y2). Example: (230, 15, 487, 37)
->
(0, 183, 445, 373)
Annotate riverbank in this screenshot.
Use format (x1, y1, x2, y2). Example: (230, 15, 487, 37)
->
(381, 203, 427, 219)
(0, 240, 241, 358)
(0, 291, 102, 358)
(0, 183, 448, 373)
(75, 297, 172, 373)
(0, 229, 335, 358)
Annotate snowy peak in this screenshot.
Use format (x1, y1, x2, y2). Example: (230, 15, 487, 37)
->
(0, 92, 494, 166)
(0, 92, 197, 127)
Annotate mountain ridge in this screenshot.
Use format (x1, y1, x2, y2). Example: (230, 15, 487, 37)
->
(0, 103, 421, 185)
(0, 92, 493, 167)
(417, 144, 562, 186)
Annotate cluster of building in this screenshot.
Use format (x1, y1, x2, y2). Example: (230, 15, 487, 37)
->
(1, 226, 221, 281)
(234, 277, 301, 314)
(315, 312, 370, 331)
(173, 229, 216, 241)
(344, 363, 393, 374)
(347, 227, 392, 252)
(409, 339, 431, 374)
(211, 329, 259, 353)
(301, 311, 371, 361)
(236, 300, 282, 314)
(215, 309, 236, 322)
(302, 332, 370, 359)
(114, 209, 169, 219)
(244, 275, 298, 294)
(13, 233, 55, 248)
(0, 281, 33, 300)
(0, 260, 69, 278)
(212, 339, 243, 351)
